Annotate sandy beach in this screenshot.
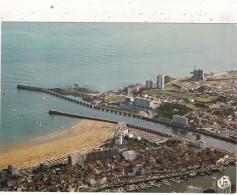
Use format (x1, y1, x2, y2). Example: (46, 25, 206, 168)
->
(0, 120, 115, 170)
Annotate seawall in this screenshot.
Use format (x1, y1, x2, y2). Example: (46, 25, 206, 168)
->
(49, 109, 118, 124)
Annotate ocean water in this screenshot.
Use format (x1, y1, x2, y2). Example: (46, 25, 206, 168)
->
(1, 23, 237, 151)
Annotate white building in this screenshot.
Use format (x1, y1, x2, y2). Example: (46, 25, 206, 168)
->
(136, 136, 141, 141)
(127, 132, 134, 138)
(115, 134, 123, 146)
(133, 97, 156, 109)
(146, 79, 153, 89)
(212, 176, 231, 194)
(118, 129, 129, 137)
(86, 175, 107, 186)
(122, 150, 137, 161)
(127, 87, 134, 97)
(194, 140, 206, 149)
(173, 115, 188, 126)
(187, 185, 203, 193)
(157, 74, 165, 89)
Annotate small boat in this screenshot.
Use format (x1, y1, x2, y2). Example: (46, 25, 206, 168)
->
(39, 124, 42, 127)
(14, 109, 17, 112)
(42, 97, 45, 100)
(36, 121, 39, 124)
(3, 92, 6, 95)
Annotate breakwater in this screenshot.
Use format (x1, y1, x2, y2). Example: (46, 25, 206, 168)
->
(17, 85, 140, 118)
(49, 109, 118, 124)
(49, 109, 181, 140)
(17, 85, 45, 92)
(17, 84, 236, 144)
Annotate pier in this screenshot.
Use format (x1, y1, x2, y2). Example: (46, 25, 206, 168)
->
(17, 85, 45, 92)
(17, 84, 137, 118)
(49, 109, 176, 139)
(49, 109, 118, 124)
(17, 84, 237, 144)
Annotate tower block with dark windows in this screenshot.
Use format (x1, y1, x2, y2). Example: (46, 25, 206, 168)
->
(190, 68, 205, 81)
(157, 74, 165, 89)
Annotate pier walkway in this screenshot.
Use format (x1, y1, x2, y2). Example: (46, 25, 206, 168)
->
(17, 84, 140, 118)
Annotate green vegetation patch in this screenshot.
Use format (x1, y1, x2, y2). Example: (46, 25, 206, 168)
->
(163, 139, 182, 147)
(115, 95, 125, 101)
(213, 108, 234, 117)
(105, 95, 125, 103)
(194, 102, 209, 109)
(141, 90, 178, 97)
(166, 84, 181, 90)
(125, 137, 157, 151)
(211, 96, 227, 103)
(195, 97, 212, 102)
(155, 103, 192, 120)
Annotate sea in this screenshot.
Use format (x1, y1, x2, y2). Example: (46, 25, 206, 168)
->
(1, 22, 237, 192)
(1, 23, 237, 150)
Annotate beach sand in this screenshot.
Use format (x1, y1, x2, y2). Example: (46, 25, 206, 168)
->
(0, 120, 115, 169)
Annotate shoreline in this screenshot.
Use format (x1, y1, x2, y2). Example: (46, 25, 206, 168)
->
(0, 119, 115, 170)
(0, 120, 86, 153)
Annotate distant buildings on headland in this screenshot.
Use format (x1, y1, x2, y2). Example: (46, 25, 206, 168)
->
(190, 68, 205, 81)
(157, 74, 165, 89)
(146, 74, 165, 90)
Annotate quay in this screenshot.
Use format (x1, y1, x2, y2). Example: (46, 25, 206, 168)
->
(87, 167, 223, 192)
(140, 116, 237, 144)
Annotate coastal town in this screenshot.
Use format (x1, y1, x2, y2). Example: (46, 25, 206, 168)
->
(1, 69, 236, 193)
(0, 122, 236, 193)
(50, 69, 237, 143)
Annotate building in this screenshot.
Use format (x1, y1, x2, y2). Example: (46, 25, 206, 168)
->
(127, 87, 134, 97)
(194, 140, 206, 149)
(115, 134, 123, 146)
(157, 74, 165, 89)
(212, 176, 231, 194)
(118, 129, 129, 137)
(196, 117, 202, 127)
(134, 85, 140, 92)
(122, 150, 137, 161)
(191, 69, 205, 81)
(146, 79, 153, 89)
(140, 167, 152, 175)
(7, 165, 19, 176)
(187, 185, 203, 193)
(133, 97, 156, 109)
(127, 169, 136, 177)
(173, 115, 188, 126)
(86, 175, 107, 186)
